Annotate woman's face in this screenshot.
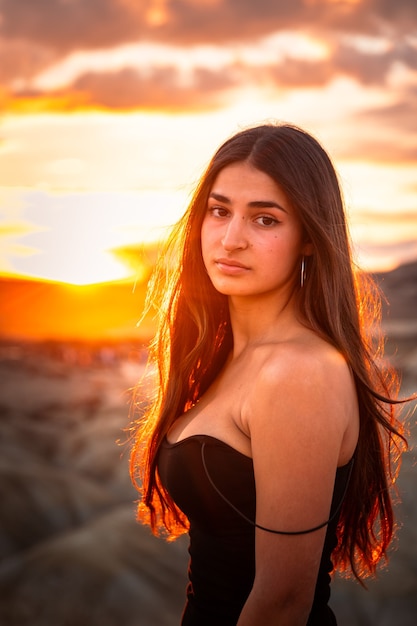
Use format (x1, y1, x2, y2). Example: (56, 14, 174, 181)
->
(201, 161, 311, 299)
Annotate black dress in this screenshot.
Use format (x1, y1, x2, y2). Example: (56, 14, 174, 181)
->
(158, 434, 352, 625)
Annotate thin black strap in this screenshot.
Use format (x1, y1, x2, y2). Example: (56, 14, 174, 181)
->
(201, 442, 354, 536)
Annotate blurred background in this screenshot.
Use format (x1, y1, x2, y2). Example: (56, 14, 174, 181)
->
(0, 1, 416, 624)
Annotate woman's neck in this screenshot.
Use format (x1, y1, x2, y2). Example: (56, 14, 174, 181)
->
(228, 292, 303, 357)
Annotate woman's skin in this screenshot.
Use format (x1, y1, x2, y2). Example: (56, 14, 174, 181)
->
(168, 161, 359, 624)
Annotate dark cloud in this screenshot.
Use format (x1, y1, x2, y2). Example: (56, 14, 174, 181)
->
(0, 0, 323, 53)
(1, 0, 416, 112)
(0, 0, 143, 53)
(1, 0, 416, 56)
(232, 39, 416, 90)
(332, 44, 394, 85)
(161, 0, 314, 44)
(0, 39, 56, 85)
(3, 36, 416, 114)
(302, 40, 416, 87)
(260, 58, 332, 89)
(372, 0, 417, 22)
(8, 65, 238, 112)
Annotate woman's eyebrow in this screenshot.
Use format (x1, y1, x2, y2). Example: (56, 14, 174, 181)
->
(209, 192, 287, 213)
(248, 200, 288, 213)
(209, 192, 230, 203)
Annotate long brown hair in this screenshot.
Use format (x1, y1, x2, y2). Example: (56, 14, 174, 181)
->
(130, 123, 408, 582)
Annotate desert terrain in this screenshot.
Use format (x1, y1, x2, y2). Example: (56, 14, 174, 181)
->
(0, 262, 416, 625)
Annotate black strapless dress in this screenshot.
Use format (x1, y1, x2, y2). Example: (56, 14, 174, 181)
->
(158, 434, 352, 625)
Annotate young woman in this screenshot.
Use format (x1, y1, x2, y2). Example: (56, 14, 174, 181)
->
(130, 123, 408, 625)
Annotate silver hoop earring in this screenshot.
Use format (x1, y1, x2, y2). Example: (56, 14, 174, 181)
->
(300, 256, 306, 288)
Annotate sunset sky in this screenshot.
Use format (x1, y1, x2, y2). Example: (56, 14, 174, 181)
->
(1, 0, 417, 285)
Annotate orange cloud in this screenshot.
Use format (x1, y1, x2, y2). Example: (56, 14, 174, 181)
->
(0, 90, 91, 115)
(2, 65, 238, 114)
(0, 0, 416, 122)
(1, 0, 416, 69)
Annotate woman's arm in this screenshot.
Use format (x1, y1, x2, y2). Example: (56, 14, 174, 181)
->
(237, 342, 357, 625)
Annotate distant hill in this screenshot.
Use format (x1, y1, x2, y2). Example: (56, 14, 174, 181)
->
(0, 276, 152, 341)
(374, 259, 417, 321)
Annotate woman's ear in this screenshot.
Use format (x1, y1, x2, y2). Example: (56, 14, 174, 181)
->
(302, 241, 314, 257)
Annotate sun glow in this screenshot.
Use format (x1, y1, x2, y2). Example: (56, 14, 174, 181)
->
(0, 187, 189, 285)
(1, 82, 417, 286)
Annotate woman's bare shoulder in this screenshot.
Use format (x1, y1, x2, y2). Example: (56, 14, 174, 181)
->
(243, 331, 356, 446)
(253, 331, 349, 389)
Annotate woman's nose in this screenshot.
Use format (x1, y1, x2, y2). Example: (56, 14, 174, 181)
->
(221, 216, 248, 250)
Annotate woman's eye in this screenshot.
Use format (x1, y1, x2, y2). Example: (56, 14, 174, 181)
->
(209, 206, 228, 217)
(256, 215, 278, 227)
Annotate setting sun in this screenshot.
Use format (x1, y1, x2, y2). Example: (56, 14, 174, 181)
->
(1, 0, 417, 335)
(0, 186, 191, 285)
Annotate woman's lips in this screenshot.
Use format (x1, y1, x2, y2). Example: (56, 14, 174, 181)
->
(215, 258, 250, 274)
